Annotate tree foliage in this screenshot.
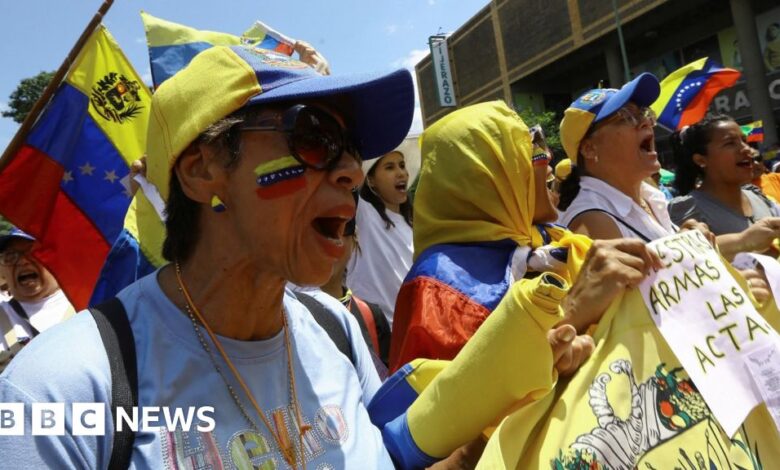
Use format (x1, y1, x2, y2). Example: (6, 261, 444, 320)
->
(517, 108, 563, 161)
(2, 71, 55, 124)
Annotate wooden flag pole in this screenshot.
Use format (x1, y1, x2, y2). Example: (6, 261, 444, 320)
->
(0, 0, 116, 171)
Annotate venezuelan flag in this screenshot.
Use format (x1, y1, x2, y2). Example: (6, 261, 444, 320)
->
(90, 177, 165, 305)
(651, 57, 740, 130)
(0, 26, 151, 309)
(142, 12, 294, 88)
(741, 120, 764, 143)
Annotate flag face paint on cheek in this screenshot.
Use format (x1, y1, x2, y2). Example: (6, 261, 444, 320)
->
(254, 155, 307, 199)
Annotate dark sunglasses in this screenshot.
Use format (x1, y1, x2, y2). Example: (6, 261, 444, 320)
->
(0, 247, 33, 266)
(240, 104, 360, 170)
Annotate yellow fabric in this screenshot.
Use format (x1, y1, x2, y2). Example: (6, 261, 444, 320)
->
(146, 46, 262, 202)
(65, 26, 151, 167)
(403, 358, 449, 395)
(141, 11, 242, 47)
(413, 101, 591, 282)
(124, 192, 166, 268)
(558, 107, 594, 164)
(650, 57, 708, 118)
(406, 273, 568, 458)
(477, 262, 780, 469)
(554, 158, 572, 180)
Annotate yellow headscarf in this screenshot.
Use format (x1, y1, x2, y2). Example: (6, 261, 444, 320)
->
(414, 101, 591, 279)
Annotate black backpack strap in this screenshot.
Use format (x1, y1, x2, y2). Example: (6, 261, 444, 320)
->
(570, 208, 653, 242)
(294, 292, 355, 365)
(8, 299, 40, 337)
(89, 297, 137, 470)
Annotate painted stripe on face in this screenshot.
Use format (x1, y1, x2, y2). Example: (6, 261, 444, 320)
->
(254, 155, 306, 199)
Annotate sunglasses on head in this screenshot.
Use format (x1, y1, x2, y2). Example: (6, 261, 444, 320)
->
(240, 104, 360, 170)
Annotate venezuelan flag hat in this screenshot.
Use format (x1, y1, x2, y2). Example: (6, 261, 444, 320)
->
(147, 45, 415, 201)
(559, 72, 659, 165)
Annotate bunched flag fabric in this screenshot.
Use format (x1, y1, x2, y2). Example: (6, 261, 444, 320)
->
(650, 57, 740, 130)
(141, 11, 295, 88)
(0, 26, 151, 309)
(741, 120, 764, 143)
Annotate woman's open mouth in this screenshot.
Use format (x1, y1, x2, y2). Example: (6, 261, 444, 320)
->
(16, 270, 40, 287)
(639, 134, 656, 157)
(395, 181, 408, 193)
(311, 216, 349, 258)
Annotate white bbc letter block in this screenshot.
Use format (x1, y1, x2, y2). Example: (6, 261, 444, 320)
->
(32, 403, 64, 436)
(0, 403, 24, 435)
(72, 403, 105, 436)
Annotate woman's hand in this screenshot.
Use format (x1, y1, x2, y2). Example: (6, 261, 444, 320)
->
(547, 324, 595, 377)
(293, 40, 331, 75)
(128, 156, 147, 197)
(679, 219, 716, 247)
(738, 267, 771, 305)
(718, 217, 780, 260)
(561, 239, 663, 333)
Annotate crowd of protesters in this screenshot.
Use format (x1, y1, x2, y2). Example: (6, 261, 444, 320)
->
(1, 37, 780, 469)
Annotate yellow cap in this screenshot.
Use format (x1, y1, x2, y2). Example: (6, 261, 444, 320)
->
(554, 158, 572, 180)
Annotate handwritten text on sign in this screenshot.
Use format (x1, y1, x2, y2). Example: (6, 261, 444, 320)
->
(639, 230, 779, 436)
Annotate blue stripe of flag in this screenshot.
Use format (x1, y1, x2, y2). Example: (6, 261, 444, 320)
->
(26, 83, 130, 244)
(149, 42, 213, 88)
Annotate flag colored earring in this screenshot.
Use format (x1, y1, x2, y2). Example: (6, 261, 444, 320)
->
(211, 195, 226, 212)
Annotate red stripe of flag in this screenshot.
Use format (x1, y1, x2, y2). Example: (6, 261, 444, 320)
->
(0, 145, 109, 309)
(678, 69, 740, 128)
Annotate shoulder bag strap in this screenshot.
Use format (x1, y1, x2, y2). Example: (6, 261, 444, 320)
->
(350, 296, 380, 355)
(570, 208, 653, 243)
(8, 299, 40, 337)
(89, 297, 138, 470)
(294, 292, 355, 365)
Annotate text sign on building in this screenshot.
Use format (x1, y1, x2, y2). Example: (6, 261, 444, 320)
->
(429, 36, 457, 107)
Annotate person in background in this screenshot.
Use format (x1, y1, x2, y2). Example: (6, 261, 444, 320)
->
(751, 152, 780, 204)
(669, 115, 780, 246)
(764, 22, 780, 71)
(321, 207, 391, 369)
(347, 147, 413, 328)
(0, 227, 74, 372)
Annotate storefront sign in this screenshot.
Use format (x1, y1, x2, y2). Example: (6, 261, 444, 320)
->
(429, 36, 457, 107)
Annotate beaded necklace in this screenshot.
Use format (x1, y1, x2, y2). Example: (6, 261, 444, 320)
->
(174, 262, 309, 469)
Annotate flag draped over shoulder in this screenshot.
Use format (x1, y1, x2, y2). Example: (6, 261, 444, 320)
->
(741, 120, 764, 143)
(142, 11, 294, 88)
(0, 26, 150, 309)
(650, 57, 740, 130)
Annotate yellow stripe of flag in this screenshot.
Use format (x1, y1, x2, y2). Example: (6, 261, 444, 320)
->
(65, 26, 151, 167)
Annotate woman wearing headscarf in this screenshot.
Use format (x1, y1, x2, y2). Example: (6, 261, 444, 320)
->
(376, 101, 665, 468)
(389, 101, 661, 371)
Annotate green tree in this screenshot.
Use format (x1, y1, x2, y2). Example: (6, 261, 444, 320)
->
(2, 71, 55, 123)
(517, 108, 563, 161)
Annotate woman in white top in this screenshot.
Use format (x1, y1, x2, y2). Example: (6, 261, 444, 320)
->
(347, 149, 413, 327)
(557, 73, 678, 241)
(557, 75, 780, 260)
(557, 75, 775, 302)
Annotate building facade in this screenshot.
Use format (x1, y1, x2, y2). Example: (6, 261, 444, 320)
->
(416, 0, 780, 155)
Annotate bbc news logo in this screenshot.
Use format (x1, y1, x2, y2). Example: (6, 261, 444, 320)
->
(0, 403, 215, 435)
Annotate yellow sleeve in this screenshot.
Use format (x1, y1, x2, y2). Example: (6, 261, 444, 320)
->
(406, 273, 568, 458)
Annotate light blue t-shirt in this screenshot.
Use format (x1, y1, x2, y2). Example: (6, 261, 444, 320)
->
(0, 271, 393, 469)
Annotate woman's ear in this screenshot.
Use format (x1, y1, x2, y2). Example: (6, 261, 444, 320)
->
(692, 152, 707, 169)
(579, 138, 598, 164)
(173, 141, 228, 204)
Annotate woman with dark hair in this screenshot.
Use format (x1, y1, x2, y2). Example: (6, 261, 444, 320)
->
(668, 114, 780, 245)
(347, 148, 414, 327)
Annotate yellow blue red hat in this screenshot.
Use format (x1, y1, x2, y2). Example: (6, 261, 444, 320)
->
(559, 72, 659, 165)
(147, 45, 415, 201)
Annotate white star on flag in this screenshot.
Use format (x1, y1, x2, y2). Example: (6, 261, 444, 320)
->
(104, 170, 119, 183)
(79, 162, 95, 175)
(62, 171, 74, 183)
